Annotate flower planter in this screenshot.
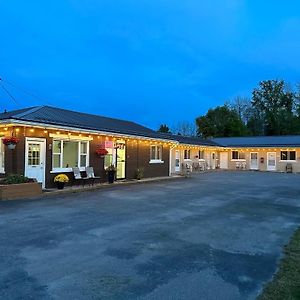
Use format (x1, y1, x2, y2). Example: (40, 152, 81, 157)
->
(56, 182, 65, 189)
(7, 144, 16, 150)
(0, 182, 42, 201)
(107, 170, 115, 184)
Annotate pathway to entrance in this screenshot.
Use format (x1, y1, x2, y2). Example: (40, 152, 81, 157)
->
(1, 171, 300, 299)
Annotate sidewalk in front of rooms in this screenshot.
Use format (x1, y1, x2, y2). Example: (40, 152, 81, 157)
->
(43, 175, 185, 197)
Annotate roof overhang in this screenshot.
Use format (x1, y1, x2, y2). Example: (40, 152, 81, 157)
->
(0, 119, 178, 144)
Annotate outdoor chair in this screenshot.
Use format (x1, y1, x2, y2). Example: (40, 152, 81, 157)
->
(192, 162, 200, 172)
(286, 163, 293, 173)
(85, 167, 101, 185)
(182, 163, 192, 177)
(72, 167, 89, 187)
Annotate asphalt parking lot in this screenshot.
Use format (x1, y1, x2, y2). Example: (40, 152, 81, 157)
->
(1, 171, 300, 300)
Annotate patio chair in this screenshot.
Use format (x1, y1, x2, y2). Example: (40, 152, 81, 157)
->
(182, 163, 191, 177)
(72, 167, 89, 187)
(286, 163, 293, 173)
(85, 167, 101, 185)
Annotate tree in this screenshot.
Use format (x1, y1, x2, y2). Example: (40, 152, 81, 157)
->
(252, 80, 297, 135)
(157, 124, 171, 133)
(171, 121, 197, 136)
(196, 105, 248, 138)
(228, 96, 252, 124)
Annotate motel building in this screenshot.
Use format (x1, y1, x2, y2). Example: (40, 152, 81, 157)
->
(1, 106, 300, 190)
(0, 106, 177, 188)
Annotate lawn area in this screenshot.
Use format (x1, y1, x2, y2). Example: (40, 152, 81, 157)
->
(258, 227, 300, 300)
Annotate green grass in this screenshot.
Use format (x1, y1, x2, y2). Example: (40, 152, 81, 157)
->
(257, 227, 300, 300)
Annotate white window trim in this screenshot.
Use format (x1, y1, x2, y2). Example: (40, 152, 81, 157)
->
(184, 149, 191, 160)
(149, 159, 164, 164)
(50, 167, 86, 174)
(149, 145, 163, 163)
(231, 151, 246, 161)
(0, 139, 4, 174)
(52, 139, 90, 171)
(279, 150, 297, 162)
(198, 150, 205, 160)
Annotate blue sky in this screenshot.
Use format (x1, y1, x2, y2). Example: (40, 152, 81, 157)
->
(1, 0, 300, 130)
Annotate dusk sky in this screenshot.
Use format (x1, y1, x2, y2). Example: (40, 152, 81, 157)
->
(1, 1, 300, 130)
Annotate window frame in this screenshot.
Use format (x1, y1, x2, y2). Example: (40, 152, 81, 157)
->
(280, 150, 296, 162)
(149, 145, 164, 163)
(199, 150, 205, 160)
(0, 139, 4, 173)
(184, 149, 191, 160)
(231, 150, 246, 161)
(51, 139, 90, 172)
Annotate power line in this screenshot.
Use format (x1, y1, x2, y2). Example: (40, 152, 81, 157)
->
(0, 79, 20, 107)
(0, 77, 55, 106)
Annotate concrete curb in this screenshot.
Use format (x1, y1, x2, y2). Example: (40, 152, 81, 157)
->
(42, 175, 185, 198)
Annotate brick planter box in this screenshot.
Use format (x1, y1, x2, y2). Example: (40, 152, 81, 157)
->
(0, 182, 42, 200)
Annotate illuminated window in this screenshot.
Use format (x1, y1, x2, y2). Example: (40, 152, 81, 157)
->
(52, 140, 89, 170)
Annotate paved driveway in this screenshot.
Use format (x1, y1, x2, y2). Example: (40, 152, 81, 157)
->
(1, 171, 300, 300)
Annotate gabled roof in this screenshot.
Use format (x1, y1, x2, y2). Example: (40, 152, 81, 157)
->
(213, 136, 300, 147)
(0, 106, 171, 140)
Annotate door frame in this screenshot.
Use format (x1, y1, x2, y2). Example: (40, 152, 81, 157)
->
(115, 140, 126, 180)
(219, 152, 228, 169)
(174, 150, 180, 172)
(250, 152, 259, 170)
(267, 152, 276, 171)
(211, 152, 216, 169)
(25, 137, 46, 188)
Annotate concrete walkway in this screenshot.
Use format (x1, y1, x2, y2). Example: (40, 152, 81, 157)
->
(1, 171, 300, 299)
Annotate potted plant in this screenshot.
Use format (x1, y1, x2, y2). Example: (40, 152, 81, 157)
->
(54, 174, 69, 189)
(135, 167, 144, 180)
(96, 147, 108, 158)
(105, 164, 116, 184)
(2, 137, 20, 150)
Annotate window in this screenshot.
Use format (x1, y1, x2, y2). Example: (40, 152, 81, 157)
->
(52, 140, 89, 170)
(104, 141, 113, 169)
(150, 145, 163, 162)
(280, 151, 296, 161)
(231, 150, 245, 160)
(199, 150, 205, 160)
(184, 149, 191, 160)
(0, 140, 4, 173)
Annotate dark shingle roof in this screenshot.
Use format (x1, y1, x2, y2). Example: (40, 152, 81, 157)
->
(213, 136, 300, 147)
(0, 106, 171, 140)
(162, 134, 219, 146)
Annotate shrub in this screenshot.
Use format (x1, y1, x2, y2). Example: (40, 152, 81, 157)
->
(3, 174, 30, 184)
(135, 168, 144, 180)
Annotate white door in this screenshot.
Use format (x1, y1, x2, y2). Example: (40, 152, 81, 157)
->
(25, 138, 46, 188)
(219, 152, 228, 169)
(250, 152, 258, 170)
(175, 150, 180, 172)
(267, 152, 276, 171)
(211, 152, 216, 169)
